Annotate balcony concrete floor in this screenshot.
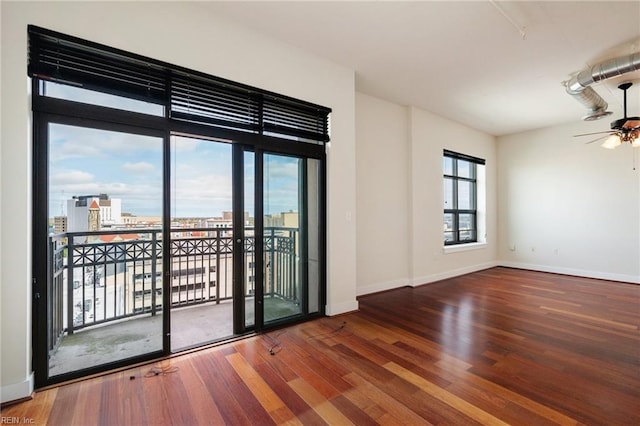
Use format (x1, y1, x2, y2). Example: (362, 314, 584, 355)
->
(49, 297, 300, 377)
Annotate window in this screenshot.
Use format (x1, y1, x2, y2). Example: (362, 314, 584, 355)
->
(443, 150, 485, 245)
(39, 81, 165, 116)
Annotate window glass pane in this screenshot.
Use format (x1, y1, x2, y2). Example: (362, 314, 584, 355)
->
(42, 81, 164, 116)
(443, 157, 453, 175)
(460, 230, 475, 241)
(443, 178, 454, 209)
(244, 151, 256, 328)
(444, 231, 455, 243)
(458, 180, 474, 209)
(459, 213, 475, 231)
(170, 136, 232, 219)
(264, 154, 303, 323)
(457, 160, 472, 178)
(444, 213, 454, 232)
(169, 136, 235, 349)
(47, 123, 163, 377)
(307, 159, 321, 314)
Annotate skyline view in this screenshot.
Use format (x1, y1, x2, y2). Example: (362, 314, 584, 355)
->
(49, 124, 301, 220)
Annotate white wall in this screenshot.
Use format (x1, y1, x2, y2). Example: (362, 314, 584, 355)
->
(498, 121, 640, 283)
(355, 94, 498, 296)
(355, 93, 411, 294)
(1, 1, 357, 402)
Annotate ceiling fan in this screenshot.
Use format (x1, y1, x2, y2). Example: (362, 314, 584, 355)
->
(574, 82, 640, 149)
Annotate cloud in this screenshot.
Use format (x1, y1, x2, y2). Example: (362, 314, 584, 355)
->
(46, 82, 164, 116)
(173, 174, 233, 201)
(49, 123, 162, 162)
(47, 130, 305, 217)
(50, 138, 103, 162)
(264, 158, 299, 179)
(122, 162, 156, 175)
(50, 170, 95, 185)
(170, 174, 234, 217)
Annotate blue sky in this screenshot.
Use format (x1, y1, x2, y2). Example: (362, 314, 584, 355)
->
(48, 124, 300, 219)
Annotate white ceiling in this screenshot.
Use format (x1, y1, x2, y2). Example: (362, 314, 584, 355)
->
(202, 1, 640, 137)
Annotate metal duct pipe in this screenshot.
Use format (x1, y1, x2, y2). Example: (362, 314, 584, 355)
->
(566, 86, 610, 121)
(565, 52, 640, 121)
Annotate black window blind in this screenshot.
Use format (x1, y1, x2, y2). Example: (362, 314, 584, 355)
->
(171, 73, 261, 132)
(28, 27, 167, 104)
(28, 25, 331, 144)
(443, 149, 485, 165)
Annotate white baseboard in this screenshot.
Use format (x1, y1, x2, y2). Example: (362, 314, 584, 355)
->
(351, 260, 636, 302)
(1, 373, 34, 404)
(356, 278, 410, 296)
(325, 299, 359, 316)
(411, 261, 499, 287)
(499, 261, 640, 284)
(355, 262, 499, 297)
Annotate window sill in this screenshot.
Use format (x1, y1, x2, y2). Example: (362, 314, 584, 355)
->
(443, 242, 487, 254)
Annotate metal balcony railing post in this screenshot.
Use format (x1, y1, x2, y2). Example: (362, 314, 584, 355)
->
(48, 237, 55, 351)
(67, 237, 75, 335)
(292, 230, 297, 301)
(151, 231, 157, 316)
(269, 228, 275, 298)
(216, 230, 221, 304)
(286, 232, 290, 300)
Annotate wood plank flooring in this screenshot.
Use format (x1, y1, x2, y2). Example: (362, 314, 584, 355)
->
(3, 267, 639, 425)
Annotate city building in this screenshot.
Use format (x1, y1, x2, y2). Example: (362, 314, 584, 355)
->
(66, 194, 122, 232)
(53, 216, 67, 234)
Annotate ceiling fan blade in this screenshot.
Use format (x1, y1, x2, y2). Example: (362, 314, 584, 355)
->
(584, 134, 610, 144)
(573, 130, 614, 137)
(622, 119, 640, 129)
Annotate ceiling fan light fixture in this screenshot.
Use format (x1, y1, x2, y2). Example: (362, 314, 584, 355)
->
(601, 134, 622, 149)
(578, 82, 640, 150)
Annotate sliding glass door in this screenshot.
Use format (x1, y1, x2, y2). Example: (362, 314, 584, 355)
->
(169, 135, 235, 350)
(36, 121, 326, 386)
(257, 152, 323, 326)
(262, 153, 304, 323)
(42, 121, 165, 379)
(243, 151, 257, 329)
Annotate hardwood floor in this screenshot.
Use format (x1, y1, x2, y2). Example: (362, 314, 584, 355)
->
(3, 267, 639, 425)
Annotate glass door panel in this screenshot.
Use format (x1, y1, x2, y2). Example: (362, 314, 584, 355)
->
(169, 136, 234, 350)
(263, 153, 304, 323)
(244, 151, 256, 328)
(307, 158, 322, 314)
(47, 123, 163, 378)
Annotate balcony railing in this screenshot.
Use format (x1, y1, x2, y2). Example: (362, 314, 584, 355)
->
(48, 227, 298, 353)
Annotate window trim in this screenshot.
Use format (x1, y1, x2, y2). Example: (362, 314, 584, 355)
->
(443, 241, 487, 254)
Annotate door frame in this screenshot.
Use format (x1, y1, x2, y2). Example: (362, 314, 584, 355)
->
(233, 145, 327, 333)
(32, 112, 169, 387)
